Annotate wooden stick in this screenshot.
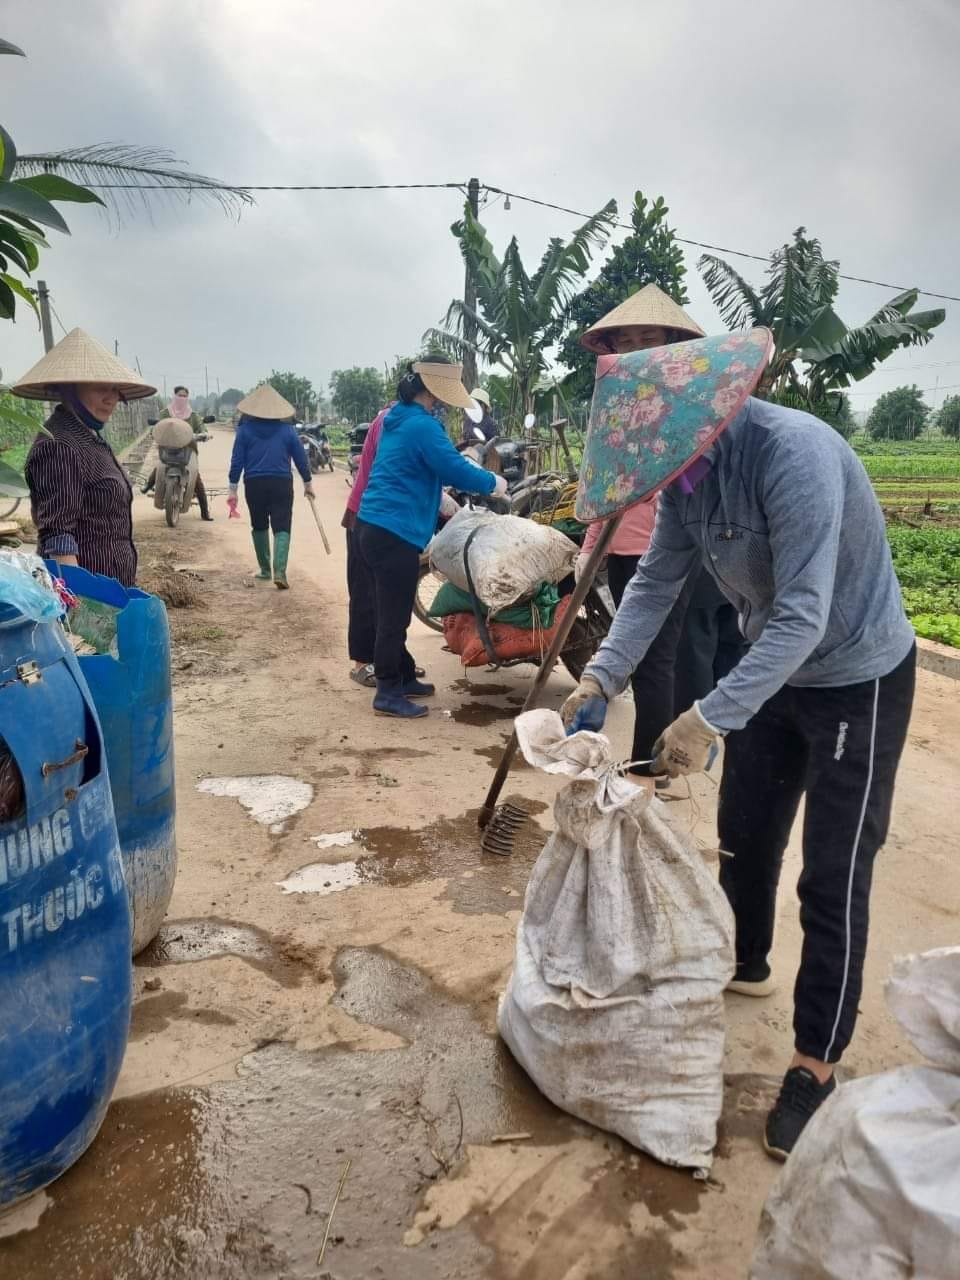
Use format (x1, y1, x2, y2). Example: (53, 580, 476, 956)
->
(478, 513, 623, 829)
(306, 493, 332, 555)
(316, 1158, 351, 1266)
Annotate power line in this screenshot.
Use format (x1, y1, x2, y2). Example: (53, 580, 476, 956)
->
(48, 297, 69, 337)
(80, 176, 960, 303)
(482, 186, 960, 304)
(845, 381, 960, 395)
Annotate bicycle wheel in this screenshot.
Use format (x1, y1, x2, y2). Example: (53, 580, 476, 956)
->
(0, 498, 22, 520)
(412, 560, 446, 633)
(560, 586, 613, 681)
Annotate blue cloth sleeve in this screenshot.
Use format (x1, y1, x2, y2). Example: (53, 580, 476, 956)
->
(228, 424, 246, 485)
(417, 419, 497, 494)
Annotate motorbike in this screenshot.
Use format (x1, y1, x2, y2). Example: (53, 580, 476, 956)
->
(299, 425, 336, 474)
(347, 423, 371, 483)
(148, 415, 215, 528)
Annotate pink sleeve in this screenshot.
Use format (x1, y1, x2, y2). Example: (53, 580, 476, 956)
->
(580, 518, 606, 557)
(346, 407, 387, 514)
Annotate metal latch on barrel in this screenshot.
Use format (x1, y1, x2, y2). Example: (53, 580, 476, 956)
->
(16, 660, 42, 686)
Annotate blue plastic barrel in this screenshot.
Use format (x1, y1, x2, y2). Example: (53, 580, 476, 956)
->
(0, 604, 132, 1208)
(47, 564, 177, 955)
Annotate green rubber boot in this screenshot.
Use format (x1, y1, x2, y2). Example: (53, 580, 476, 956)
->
(251, 530, 272, 580)
(273, 531, 291, 590)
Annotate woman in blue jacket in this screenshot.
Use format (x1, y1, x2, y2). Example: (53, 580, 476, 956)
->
(228, 384, 314, 588)
(357, 360, 507, 718)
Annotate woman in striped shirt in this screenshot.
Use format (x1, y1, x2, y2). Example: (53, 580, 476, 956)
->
(13, 329, 156, 586)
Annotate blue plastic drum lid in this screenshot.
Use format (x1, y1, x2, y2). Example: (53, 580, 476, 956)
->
(49, 564, 178, 956)
(0, 612, 132, 1209)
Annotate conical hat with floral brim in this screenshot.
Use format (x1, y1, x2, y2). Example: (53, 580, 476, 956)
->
(12, 327, 156, 400)
(579, 284, 705, 354)
(575, 328, 774, 522)
(237, 384, 295, 419)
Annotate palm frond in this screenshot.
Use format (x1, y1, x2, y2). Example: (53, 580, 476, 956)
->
(698, 253, 767, 329)
(14, 146, 253, 220)
(533, 199, 617, 313)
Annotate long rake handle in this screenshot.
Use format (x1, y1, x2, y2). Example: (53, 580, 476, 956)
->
(306, 493, 332, 555)
(477, 514, 623, 829)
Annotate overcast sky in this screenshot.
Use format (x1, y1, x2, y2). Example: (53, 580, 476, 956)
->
(2, 0, 958, 414)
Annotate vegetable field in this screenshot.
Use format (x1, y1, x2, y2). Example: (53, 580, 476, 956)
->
(844, 439, 960, 646)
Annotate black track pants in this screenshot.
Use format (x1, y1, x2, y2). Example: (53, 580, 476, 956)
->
(717, 645, 916, 1062)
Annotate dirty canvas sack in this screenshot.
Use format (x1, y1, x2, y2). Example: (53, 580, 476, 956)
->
(751, 946, 960, 1280)
(428, 507, 577, 616)
(497, 709, 735, 1172)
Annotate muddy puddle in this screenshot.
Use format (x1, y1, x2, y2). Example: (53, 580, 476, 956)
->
(284, 803, 550, 914)
(448, 696, 527, 728)
(137, 918, 322, 989)
(0, 944, 778, 1280)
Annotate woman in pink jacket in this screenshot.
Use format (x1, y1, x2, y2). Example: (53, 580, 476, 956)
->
(575, 285, 704, 780)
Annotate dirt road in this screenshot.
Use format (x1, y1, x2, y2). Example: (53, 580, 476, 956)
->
(3, 423, 959, 1278)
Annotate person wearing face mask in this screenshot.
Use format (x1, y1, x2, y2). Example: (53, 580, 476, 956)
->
(15, 328, 157, 586)
(562, 330, 917, 1161)
(141, 384, 214, 520)
(356, 359, 507, 719)
(574, 286, 706, 783)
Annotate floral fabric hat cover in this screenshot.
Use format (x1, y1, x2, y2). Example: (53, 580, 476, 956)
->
(574, 328, 774, 521)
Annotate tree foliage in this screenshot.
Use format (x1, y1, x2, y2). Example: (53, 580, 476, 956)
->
(937, 394, 960, 440)
(218, 387, 245, 408)
(699, 227, 945, 405)
(557, 191, 690, 400)
(329, 367, 385, 423)
(425, 198, 617, 425)
(263, 371, 316, 420)
(867, 385, 929, 441)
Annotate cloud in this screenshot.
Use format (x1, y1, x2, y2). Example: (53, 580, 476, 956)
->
(3, 0, 957, 413)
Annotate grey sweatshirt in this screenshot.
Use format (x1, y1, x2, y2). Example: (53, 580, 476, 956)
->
(585, 397, 915, 733)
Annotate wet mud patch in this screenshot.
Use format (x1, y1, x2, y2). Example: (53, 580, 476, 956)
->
(449, 695, 528, 728)
(138, 918, 322, 989)
(451, 679, 517, 697)
(1, 947, 757, 1280)
(473, 738, 532, 771)
(279, 804, 550, 915)
(131, 989, 237, 1040)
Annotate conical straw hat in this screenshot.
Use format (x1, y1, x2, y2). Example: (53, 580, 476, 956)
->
(579, 284, 705, 354)
(237, 384, 295, 419)
(575, 328, 774, 521)
(12, 327, 157, 400)
(414, 361, 475, 410)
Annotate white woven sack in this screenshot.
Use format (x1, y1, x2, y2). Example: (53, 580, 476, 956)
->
(428, 508, 577, 615)
(497, 709, 735, 1172)
(751, 947, 960, 1280)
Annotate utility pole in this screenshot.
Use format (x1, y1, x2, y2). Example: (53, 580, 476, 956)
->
(205, 364, 209, 400)
(36, 280, 55, 353)
(114, 339, 119, 356)
(461, 177, 480, 393)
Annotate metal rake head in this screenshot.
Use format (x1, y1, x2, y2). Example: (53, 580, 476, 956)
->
(480, 802, 529, 856)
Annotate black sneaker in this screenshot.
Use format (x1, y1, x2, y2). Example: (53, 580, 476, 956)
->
(727, 960, 777, 997)
(764, 1067, 837, 1161)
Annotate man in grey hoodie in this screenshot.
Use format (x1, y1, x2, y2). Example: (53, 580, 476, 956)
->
(563, 394, 916, 1159)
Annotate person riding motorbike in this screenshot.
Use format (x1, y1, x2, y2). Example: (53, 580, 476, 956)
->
(141, 385, 213, 520)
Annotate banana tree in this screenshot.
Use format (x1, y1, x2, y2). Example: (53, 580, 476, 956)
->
(699, 227, 944, 403)
(425, 199, 617, 424)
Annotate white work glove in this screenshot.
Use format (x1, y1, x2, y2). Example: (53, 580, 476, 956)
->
(652, 703, 721, 777)
(492, 474, 508, 498)
(439, 490, 460, 519)
(228, 484, 238, 498)
(574, 553, 588, 583)
(560, 675, 607, 735)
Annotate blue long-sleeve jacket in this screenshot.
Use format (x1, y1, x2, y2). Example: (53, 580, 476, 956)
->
(358, 401, 497, 549)
(229, 416, 312, 485)
(586, 397, 915, 733)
